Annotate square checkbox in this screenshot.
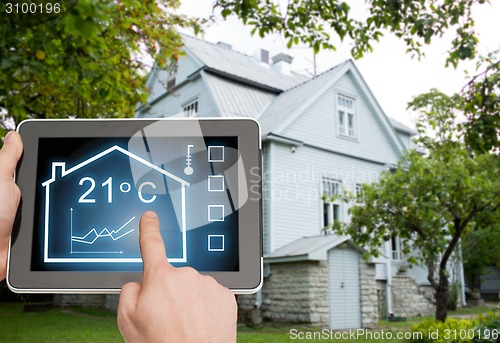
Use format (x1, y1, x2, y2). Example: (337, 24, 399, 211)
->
(208, 205, 225, 222)
(208, 235, 225, 252)
(208, 175, 225, 192)
(208, 146, 224, 162)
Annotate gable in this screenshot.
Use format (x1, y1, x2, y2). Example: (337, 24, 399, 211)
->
(282, 70, 402, 163)
(138, 75, 219, 118)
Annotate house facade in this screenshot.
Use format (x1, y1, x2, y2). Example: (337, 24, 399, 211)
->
(137, 35, 465, 329)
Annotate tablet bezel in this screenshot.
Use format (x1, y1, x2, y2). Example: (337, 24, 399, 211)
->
(7, 118, 262, 294)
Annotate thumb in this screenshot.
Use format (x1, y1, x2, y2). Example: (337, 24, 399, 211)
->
(0, 131, 23, 182)
(139, 211, 172, 272)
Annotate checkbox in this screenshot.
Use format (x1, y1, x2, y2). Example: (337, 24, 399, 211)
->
(208, 146, 224, 162)
(208, 205, 225, 222)
(208, 235, 225, 252)
(208, 175, 225, 192)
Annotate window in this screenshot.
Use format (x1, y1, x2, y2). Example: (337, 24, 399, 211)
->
(337, 95, 356, 138)
(183, 99, 198, 117)
(166, 77, 176, 90)
(322, 178, 342, 229)
(391, 236, 404, 260)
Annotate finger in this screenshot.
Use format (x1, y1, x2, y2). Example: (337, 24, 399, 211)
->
(117, 282, 141, 327)
(0, 131, 23, 182)
(139, 211, 171, 270)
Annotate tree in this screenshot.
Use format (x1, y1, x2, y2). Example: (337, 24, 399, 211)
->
(215, 0, 484, 66)
(0, 0, 200, 136)
(329, 91, 500, 321)
(460, 52, 500, 153)
(461, 207, 500, 292)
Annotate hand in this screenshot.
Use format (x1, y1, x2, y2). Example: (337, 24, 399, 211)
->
(118, 211, 237, 343)
(0, 131, 23, 281)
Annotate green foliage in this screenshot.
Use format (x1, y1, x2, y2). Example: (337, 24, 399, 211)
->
(214, 0, 483, 65)
(329, 100, 500, 321)
(0, 0, 200, 130)
(409, 312, 500, 343)
(461, 51, 500, 153)
(448, 284, 459, 311)
(410, 317, 478, 343)
(473, 311, 500, 343)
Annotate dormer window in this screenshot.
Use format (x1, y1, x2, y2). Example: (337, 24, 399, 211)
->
(337, 95, 356, 138)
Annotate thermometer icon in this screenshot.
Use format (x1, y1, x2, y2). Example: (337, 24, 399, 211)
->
(184, 144, 194, 175)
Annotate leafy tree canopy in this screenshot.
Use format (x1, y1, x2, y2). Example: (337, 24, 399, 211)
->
(329, 91, 500, 321)
(215, 0, 483, 66)
(0, 0, 200, 136)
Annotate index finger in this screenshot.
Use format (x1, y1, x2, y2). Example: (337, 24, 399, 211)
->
(139, 211, 172, 271)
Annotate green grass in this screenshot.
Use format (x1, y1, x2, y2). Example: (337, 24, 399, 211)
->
(0, 303, 123, 343)
(0, 302, 495, 342)
(237, 324, 401, 342)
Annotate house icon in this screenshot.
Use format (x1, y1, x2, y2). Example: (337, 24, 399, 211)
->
(41, 145, 190, 264)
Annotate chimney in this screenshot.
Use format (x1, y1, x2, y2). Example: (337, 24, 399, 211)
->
(253, 49, 270, 64)
(216, 41, 232, 50)
(272, 53, 294, 75)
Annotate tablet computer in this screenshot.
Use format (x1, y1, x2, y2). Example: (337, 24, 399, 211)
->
(8, 118, 262, 294)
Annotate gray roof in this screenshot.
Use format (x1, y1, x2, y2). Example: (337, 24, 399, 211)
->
(182, 35, 309, 91)
(389, 118, 417, 135)
(265, 234, 355, 262)
(258, 61, 348, 136)
(203, 72, 275, 118)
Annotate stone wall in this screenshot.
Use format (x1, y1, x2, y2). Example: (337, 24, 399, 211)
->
(53, 294, 107, 308)
(359, 259, 378, 328)
(391, 276, 434, 317)
(258, 261, 328, 323)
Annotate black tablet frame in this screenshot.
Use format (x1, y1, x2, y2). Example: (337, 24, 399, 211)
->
(7, 118, 262, 294)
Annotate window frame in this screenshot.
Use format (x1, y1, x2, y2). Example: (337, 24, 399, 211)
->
(182, 98, 199, 117)
(321, 178, 343, 230)
(336, 93, 358, 139)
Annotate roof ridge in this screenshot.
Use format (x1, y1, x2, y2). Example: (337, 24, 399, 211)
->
(280, 59, 351, 93)
(180, 33, 258, 61)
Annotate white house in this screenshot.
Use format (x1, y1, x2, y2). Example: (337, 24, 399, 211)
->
(137, 35, 465, 329)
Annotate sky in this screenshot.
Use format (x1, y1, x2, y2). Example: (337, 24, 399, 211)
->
(177, 0, 500, 128)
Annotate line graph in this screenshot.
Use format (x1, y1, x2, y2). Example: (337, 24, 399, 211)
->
(70, 209, 136, 254)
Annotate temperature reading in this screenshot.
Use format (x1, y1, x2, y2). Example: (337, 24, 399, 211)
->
(78, 176, 156, 204)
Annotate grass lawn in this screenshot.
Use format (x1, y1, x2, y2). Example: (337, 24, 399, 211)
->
(0, 302, 495, 342)
(0, 303, 124, 343)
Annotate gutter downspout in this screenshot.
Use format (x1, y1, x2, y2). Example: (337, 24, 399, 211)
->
(385, 243, 393, 318)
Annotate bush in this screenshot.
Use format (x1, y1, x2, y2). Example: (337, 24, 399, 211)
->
(448, 284, 459, 311)
(409, 311, 500, 343)
(410, 318, 477, 343)
(472, 311, 500, 343)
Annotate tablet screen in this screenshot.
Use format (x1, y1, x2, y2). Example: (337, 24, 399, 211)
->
(32, 135, 240, 272)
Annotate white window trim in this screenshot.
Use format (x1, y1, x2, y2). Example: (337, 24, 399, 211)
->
(182, 98, 198, 117)
(335, 92, 358, 140)
(391, 236, 404, 261)
(321, 178, 343, 231)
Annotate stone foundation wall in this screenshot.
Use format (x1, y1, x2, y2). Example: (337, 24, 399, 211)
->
(391, 276, 434, 317)
(53, 294, 107, 308)
(359, 259, 378, 328)
(259, 261, 328, 323)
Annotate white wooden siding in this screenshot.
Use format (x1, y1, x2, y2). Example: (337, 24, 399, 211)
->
(262, 142, 270, 255)
(397, 132, 412, 149)
(269, 142, 386, 251)
(140, 77, 218, 118)
(328, 248, 361, 329)
(146, 55, 201, 105)
(284, 72, 401, 163)
(376, 263, 387, 280)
